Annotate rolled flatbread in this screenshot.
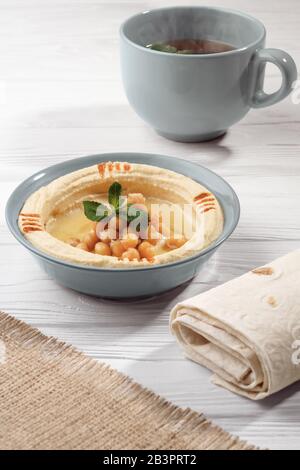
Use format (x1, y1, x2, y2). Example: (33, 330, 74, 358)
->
(170, 250, 300, 399)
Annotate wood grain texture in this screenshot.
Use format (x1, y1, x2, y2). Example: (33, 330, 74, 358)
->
(0, 0, 299, 450)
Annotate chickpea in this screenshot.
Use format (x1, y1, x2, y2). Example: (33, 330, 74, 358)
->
(165, 237, 187, 250)
(150, 214, 160, 232)
(138, 241, 155, 261)
(127, 193, 146, 205)
(108, 216, 121, 233)
(66, 237, 80, 247)
(94, 242, 112, 256)
(128, 203, 148, 213)
(147, 224, 161, 245)
(150, 213, 169, 235)
(77, 242, 89, 252)
(111, 240, 125, 258)
(96, 220, 108, 234)
(83, 228, 99, 251)
(121, 248, 140, 261)
(121, 232, 139, 250)
(99, 229, 114, 244)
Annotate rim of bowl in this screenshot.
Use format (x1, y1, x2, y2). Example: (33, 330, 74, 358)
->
(120, 5, 266, 58)
(5, 152, 240, 273)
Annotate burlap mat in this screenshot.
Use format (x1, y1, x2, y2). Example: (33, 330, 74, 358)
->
(0, 311, 255, 450)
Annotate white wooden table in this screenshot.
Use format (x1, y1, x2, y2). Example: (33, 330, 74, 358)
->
(0, 0, 299, 450)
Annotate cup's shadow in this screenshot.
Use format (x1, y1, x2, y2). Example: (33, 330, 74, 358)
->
(154, 128, 232, 162)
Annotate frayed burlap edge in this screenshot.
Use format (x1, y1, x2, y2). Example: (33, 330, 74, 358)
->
(0, 311, 258, 450)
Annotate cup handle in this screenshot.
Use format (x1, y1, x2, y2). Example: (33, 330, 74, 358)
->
(249, 48, 297, 108)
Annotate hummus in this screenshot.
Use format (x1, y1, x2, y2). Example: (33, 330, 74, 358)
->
(18, 161, 223, 268)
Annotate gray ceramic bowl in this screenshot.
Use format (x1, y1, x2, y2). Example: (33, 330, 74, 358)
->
(6, 153, 240, 298)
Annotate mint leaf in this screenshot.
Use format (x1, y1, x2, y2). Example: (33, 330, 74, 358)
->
(148, 43, 177, 53)
(108, 182, 122, 210)
(83, 201, 110, 222)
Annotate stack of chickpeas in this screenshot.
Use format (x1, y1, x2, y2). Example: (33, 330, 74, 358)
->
(67, 193, 186, 262)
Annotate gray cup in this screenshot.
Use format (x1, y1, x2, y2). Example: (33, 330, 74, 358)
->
(120, 6, 297, 142)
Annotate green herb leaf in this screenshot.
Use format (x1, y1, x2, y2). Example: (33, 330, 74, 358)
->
(83, 201, 110, 222)
(108, 182, 122, 210)
(148, 43, 177, 53)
